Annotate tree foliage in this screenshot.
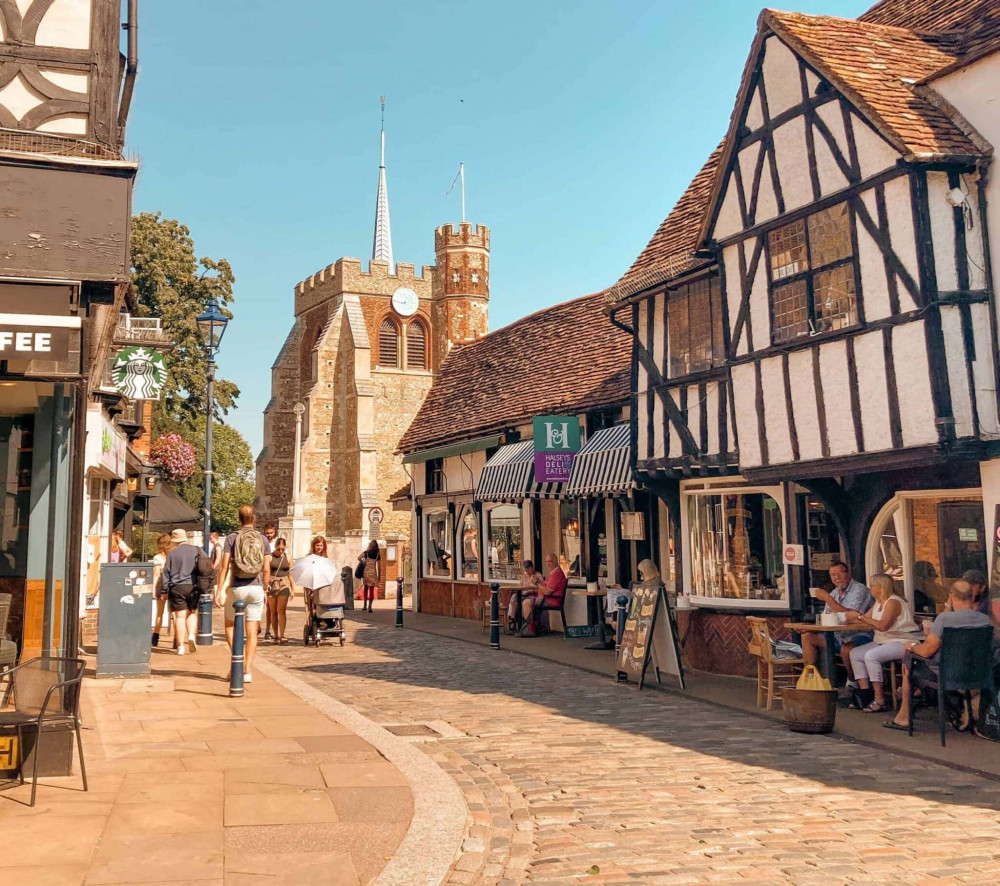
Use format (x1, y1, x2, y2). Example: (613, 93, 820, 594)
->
(130, 212, 240, 434)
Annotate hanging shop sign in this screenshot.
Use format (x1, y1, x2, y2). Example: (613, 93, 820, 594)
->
(86, 409, 127, 480)
(532, 415, 580, 484)
(112, 346, 167, 400)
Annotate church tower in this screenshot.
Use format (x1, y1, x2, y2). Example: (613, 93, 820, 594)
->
(432, 222, 490, 368)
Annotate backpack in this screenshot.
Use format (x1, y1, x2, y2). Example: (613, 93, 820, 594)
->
(232, 527, 265, 579)
(194, 549, 216, 593)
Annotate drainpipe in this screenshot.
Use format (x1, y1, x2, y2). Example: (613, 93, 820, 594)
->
(117, 0, 138, 143)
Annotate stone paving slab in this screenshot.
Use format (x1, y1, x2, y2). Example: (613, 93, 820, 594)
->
(0, 624, 414, 885)
(262, 602, 1000, 886)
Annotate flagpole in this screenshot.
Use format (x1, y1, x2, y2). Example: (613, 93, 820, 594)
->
(460, 162, 466, 223)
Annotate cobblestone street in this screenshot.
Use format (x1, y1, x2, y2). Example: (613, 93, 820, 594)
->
(261, 609, 1000, 885)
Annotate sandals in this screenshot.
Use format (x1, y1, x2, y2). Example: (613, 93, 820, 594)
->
(863, 701, 889, 713)
(883, 720, 910, 732)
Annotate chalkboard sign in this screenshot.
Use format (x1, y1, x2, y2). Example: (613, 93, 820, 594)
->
(616, 585, 684, 690)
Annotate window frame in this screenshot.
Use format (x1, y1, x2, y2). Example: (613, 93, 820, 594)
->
(485, 503, 523, 583)
(422, 508, 454, 579)
(425, 458, 444, 495)
(377, 316, 401, 369)
(404, 317, 428, 371)
(455, 504, 481, 582)
(765, 201, 862, 345)
(666, 273, 725, 379)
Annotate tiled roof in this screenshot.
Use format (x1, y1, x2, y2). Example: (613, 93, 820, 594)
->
(603, 144, 723, 304)
(765, 10, 980, 157)
(861, 0, 996, 34)
(398, 293, 630, 453)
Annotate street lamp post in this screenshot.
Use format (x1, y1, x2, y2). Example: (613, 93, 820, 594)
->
(291, 402, 305, 517)
(195, 296, 229, 646)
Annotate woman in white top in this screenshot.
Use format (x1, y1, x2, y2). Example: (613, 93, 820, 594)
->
(845, 572, 921, 712)
(151, 533, 172, 647)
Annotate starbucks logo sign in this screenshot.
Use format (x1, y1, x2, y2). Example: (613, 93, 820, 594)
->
(112, 346, 167, 400)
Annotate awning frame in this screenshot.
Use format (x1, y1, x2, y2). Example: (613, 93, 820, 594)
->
(401, 434, 502, 465)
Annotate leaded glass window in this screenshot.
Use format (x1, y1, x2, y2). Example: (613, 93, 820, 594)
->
(768, 201, 858, 343)
(667, 276, 724, 378)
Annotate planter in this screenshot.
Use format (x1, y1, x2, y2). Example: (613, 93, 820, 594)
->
(781, 687, 838, 734)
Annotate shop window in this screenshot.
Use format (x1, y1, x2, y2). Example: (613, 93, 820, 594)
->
(487, 504, 522, 582)
(378, 317, 400, 369)
(768, 202, 858, 343)
(560, 500, 583, 579)
(422, 509, 453, 578)
(457, 507, 480, 581)
(406, 319, 427, 371)
(667, 276, 725, 378)
(425, 458, 444, 494)
(688, 491, 785, 602)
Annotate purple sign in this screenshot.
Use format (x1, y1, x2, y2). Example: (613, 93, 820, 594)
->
(534, 450, 575, 484)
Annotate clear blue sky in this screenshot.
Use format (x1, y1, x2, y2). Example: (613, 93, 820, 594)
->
(128, 0, 870, 454)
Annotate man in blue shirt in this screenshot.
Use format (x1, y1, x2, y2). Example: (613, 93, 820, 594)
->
(803, 561, 874, 683)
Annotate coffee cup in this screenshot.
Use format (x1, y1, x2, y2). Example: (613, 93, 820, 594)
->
(808, 587, 821, 598)
(836, 612, 848, 625)
(820, 613, 839, 626)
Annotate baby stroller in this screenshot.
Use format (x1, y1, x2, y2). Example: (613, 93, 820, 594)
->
(303, 578, 346, 647)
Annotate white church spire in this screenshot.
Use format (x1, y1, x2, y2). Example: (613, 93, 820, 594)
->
(372, 96, 393, 269)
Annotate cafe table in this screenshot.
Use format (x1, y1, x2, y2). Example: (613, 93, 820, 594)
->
(571, 588, 615, 650)
(784, 621, 842, 684)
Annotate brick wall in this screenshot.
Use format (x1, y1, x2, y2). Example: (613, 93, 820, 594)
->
(680, 611, 792, 678)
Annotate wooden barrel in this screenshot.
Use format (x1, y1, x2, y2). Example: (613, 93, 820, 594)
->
(781, 688, 838, 734)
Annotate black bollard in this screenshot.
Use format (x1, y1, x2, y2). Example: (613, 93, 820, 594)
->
(615, 594, 629, 683)
(196, 590, 214, 647)
(229, 599, 246, 697)
(489, 582, 500, 649)
(395, 574, 404, 628)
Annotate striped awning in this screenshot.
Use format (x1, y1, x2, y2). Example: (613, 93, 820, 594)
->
(564, 425, 635, 498)
(474, 440, 566, 502)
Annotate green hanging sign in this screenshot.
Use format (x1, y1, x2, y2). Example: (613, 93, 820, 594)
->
(112, 345, 167, 400)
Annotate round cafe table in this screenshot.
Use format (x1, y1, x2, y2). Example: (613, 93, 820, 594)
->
(784, 622, 842, 685)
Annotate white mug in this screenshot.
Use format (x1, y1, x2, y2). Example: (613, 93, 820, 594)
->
(820, 613, 839, 627)
(808, 587, 821, 598)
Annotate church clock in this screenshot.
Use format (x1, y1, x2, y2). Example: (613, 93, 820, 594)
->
(391, 286, 419, 317)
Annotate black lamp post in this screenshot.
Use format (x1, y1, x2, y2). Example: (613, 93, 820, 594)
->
(195, 296, 228, 646)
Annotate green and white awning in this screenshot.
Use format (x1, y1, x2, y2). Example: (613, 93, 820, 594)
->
(564, 425, 635, 499)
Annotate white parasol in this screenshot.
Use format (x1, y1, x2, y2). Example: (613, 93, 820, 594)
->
(290, 554, 339, 590)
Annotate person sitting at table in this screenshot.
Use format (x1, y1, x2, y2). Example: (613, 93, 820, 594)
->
(520, 553, 566, 637)
(887, 579, 992, 731)
(802, 561, 874, 684)
(508, 559, 537, 626)
(845, 573, 922, 712)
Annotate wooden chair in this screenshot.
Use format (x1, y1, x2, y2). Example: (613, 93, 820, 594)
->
(747, 616, 804, 711)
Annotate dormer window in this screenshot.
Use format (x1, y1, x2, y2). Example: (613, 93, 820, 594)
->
(667, 276, 724, 378)
(768, 202, 858, 344)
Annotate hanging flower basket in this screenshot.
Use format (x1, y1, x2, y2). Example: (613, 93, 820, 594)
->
(150, 433, 196, 482)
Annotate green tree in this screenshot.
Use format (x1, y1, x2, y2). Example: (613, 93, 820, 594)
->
(162, 416, 255, 534)
(130, 212, 240, 433)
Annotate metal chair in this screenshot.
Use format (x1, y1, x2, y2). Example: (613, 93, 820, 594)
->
(747, 616, 804, 711)
(908, 625, 994, 747)
(0, 656, 88, 806)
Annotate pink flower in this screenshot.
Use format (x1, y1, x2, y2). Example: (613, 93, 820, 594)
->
(150, 433, 196, 481)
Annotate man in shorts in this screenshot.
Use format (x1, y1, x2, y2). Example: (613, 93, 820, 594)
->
(216, 505, 270, 682)
(163, 527, 201, 655)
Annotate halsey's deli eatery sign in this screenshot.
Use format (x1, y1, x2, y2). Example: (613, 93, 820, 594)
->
(532, 415, 581, 483)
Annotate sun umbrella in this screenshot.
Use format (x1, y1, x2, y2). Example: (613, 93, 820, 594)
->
(290, 554, 339, 589)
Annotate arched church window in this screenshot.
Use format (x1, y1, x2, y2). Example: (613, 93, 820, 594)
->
(406, 318, 427, 371)
(378, 317, 400, 368)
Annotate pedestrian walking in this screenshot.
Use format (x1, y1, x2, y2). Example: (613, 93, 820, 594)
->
(262, 523, 277, 639)
(162, 528, 200, 655)
(151, 532, 172, 648)
(358, 539, 381, 613)
(215, 505, 270, 683)
(267, 537, 294, 644)
(110, 528, 133, 563)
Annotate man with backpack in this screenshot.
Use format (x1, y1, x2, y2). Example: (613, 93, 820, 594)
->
(215, 504, 270, 683)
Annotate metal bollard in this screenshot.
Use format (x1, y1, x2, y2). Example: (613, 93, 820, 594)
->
(341, 567, 355, 610)
(196, 590, 214, 646)
(395, 575, 404, 628)
(489, 582, 500, 649)
(615, 594, 629, 683)
(229, 599, 246, 697)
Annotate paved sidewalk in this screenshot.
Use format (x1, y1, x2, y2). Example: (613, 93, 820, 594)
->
(0, 630, 414, 885)
(265, 604, 1000, 886)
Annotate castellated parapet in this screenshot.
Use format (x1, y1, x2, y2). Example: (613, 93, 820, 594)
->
(432, 223, 490, 368)
(295, 257, 435, 316)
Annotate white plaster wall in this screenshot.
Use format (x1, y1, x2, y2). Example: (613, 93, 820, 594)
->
(732, 364, 760, 467)
(772, 116, 811, 214)
(941, 305, 975, 438)
(653, 294, 665, 383)
(37, 114, 86, 134)
(686, 383, 701, 451)
(715, 179, 742, 242)
(857, 190, 892, 321)
(705, 381, 721, 455)
(818, 340, 854, 456)
(668, 388, 681, 459)
(760, 355, 792, 463)
(745, 85, 764, 131)
(761, 36, 801, 117)
(35, 0, 91, 50)
(788, 348, 822, 461)
(964, 183, 988, 291)
(884, 176, 921, 312)
(814, 101, 851, 197)
(972, 302, 1000, 439)
(738, 143, 761, 212)
(653, 391, 664, 459)
(637, 309, 648, 462)
(37, 69, 88, 94)
(748, 246, 770, 352)
(928, 171, 959, 292)
(853, 114, 899, 181)
(723, 244, 745, 354)
(892, 321, 937, 447)
(0, 75, 43, 120)
(853, 329, 892, 451)
(755, 156, 778, 225)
